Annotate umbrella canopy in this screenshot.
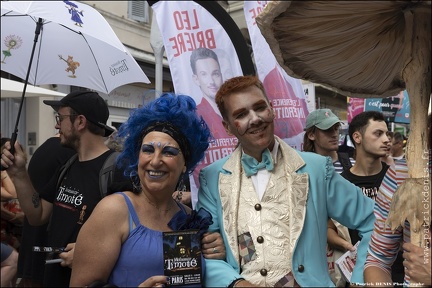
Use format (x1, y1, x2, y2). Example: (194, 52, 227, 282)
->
(1, 1, 150, 94)
(257, 0, 431, 252)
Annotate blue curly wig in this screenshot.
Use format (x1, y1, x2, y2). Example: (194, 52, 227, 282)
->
(116, 93, 211, 178)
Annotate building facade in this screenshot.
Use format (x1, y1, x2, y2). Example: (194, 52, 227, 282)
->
(1, 1, 346, 158)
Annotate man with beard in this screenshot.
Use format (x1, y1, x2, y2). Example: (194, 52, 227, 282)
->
(16, 133, 75, 287)
(1, 91, 115, 286)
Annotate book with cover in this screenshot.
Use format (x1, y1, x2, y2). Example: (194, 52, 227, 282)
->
(163, 229, 202, 286)
(335, 241, 360, 283)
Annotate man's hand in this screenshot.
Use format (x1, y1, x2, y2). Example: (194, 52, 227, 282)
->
(201, 232, 226, 260)
(1, 140, 27, 177)
(172, 190, 191, 206)
(402, 242, 431, 286)
(10, 211, 24, 226)
(59, 243, 75, 268)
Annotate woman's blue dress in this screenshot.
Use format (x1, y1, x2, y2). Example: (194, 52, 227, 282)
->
(108, 192, 205, 287)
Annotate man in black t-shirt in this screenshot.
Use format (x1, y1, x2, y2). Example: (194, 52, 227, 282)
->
(341, 111, 390, 243)
(17, 135, 75, 287)
(341, 111, 403, 285)
(1, 91, 115, 287)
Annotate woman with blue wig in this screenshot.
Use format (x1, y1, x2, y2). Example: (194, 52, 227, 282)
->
(71, 93, 220, 287)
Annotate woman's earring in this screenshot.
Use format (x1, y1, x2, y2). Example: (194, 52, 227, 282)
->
(176, 175, 186, 201)
(131, 175, 142, 192)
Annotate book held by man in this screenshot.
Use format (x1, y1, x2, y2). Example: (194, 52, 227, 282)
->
(335, 241, 360, 282)
(163, 229, 202, 286)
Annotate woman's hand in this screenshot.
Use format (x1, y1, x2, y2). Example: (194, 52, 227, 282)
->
(138, 275, 169, 287)
(201, 232, 226, 259)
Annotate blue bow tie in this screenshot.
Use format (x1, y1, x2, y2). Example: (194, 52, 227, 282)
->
(241, 149, 274, 177)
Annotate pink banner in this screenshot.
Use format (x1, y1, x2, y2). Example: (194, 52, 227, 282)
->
(244, 1, 309, 150)
(151, 1, 244, 203)
(347, 97, 365, 123)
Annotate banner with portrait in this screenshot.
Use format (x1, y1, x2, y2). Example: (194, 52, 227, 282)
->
(151, 1, 244, 203)
(244, 1, 310, 150)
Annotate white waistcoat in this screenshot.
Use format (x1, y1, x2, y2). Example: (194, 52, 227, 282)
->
(236, 150, 295, 286)
(219, 138, 309, 287)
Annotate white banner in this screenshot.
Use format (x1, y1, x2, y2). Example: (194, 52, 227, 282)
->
(303, 83, 316, 113)
(151, 1, 243, 202)
(244, 1, 310, 150)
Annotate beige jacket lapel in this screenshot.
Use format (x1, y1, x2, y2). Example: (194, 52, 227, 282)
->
(277, 137, 309, 252)
(219, 147, 243, 263)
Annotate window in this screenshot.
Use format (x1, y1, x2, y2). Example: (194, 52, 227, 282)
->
(128, 1, 149, 23)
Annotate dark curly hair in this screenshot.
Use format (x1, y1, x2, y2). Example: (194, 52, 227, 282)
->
(116, 93, 211, 179)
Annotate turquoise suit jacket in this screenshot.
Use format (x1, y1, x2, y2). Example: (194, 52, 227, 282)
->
(196, 137, 375, 287)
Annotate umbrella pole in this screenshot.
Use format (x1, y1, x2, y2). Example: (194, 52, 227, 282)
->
(8, 18, 43, 156)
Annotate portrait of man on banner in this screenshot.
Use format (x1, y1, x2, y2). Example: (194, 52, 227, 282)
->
(189, 47, 238, 197)
(191, 48, 232, 138)
(151, 1, 244, 203)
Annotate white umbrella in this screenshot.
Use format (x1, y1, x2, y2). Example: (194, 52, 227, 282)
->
(1, 1, 150, 93)
(0, 1, 150, 153)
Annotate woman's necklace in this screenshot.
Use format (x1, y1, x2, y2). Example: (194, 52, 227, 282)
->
(143, 192, 174, 213)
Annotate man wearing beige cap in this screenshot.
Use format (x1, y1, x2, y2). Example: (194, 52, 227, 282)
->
(1, 90, 116, 287)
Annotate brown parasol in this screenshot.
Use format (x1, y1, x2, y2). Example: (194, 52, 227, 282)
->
(257, 0, 430, 252)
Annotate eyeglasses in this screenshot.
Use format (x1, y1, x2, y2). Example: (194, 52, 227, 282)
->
(55, 113, 76, 125)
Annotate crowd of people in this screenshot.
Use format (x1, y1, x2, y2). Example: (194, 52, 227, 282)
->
(1, 75, 430, 287)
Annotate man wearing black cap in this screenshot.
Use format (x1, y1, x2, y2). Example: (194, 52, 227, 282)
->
(0, 91, 116, 287)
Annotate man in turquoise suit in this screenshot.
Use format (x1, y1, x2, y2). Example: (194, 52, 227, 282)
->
(196, 76, 375, 287)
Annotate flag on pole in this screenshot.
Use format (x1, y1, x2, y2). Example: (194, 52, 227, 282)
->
(244, 1, 310, 150)
(151, 1, 244, 205)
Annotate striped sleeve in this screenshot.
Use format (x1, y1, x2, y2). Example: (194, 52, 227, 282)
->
(365, 160, 410, 284)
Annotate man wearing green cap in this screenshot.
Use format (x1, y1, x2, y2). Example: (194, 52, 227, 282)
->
(303, 108, 354, 173)
(303, 109, 355, 286)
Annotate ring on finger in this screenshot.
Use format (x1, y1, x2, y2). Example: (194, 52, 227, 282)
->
(212, 247, 219, 253)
